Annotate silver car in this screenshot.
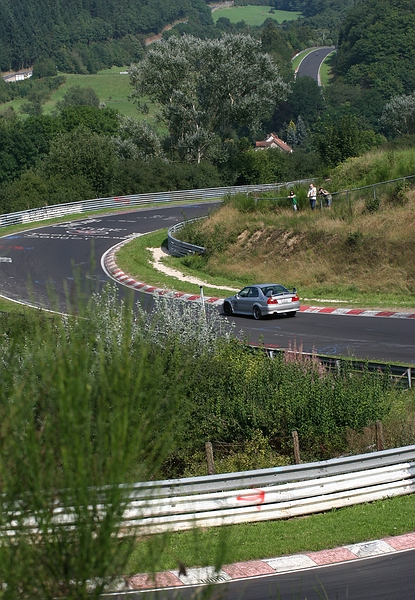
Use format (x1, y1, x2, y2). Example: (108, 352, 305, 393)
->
(223, 283, 300, 320)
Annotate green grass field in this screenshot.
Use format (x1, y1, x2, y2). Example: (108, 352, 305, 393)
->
(45, 66, 139, 117)
(2, 66, 148, 119)
(212, 5, 301, 26)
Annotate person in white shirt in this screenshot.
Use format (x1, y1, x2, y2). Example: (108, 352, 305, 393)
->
(307, 183, 317, 210)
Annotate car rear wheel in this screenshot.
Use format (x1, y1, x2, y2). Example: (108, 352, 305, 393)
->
(223, 301, 233, 316)
(286, 311, 297, 317)
(253, 305, 262, 320)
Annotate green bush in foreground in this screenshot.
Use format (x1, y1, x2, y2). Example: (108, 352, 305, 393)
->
(0, 288, 188, 599)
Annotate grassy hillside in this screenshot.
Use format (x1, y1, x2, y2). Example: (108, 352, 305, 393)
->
(3, 66, 149, 119)
(45, 67, 137, 117)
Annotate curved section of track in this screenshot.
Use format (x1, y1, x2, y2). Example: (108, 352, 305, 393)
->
(114, 548, 415, 600)
(296, 46, 335, 83)
(0, 204, 414, 363)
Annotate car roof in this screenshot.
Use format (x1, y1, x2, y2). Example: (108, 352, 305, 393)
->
(254, 283, 288, 287)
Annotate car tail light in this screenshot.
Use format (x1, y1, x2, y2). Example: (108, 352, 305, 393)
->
(292, 294, 299, 301)
(267, 298, 279, 304)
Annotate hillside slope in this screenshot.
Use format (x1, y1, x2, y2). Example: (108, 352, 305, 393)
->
(176, 149, 415, 309)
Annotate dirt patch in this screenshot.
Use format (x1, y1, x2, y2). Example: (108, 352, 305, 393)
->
(144, 20, 188, 45)
(148, 247, 238, 291)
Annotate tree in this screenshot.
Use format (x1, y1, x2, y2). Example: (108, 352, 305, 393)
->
(379, 93, 415, 138)
(291, 76, 325, 127)
(40, 125, 118, 197)
(113, 116, 166, 161)
(235, 148, 287, 185)
(0, 115, 59, 185)
(286, 120, 297, 147)
(313, 112, 380, 168)
(129, 34, 289, 163)
(19, 86, 51, 116)
(56, 85, 100, 110)
(32, 57, 58, 78)
(295, 115, 307, 146)
(58, 106, 120, 136)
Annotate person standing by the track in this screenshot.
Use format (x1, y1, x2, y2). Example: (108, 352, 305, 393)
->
(288, 190, 298, 211)
(307, 183, 317, 210)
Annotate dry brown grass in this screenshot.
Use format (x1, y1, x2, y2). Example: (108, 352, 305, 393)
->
(198, 191, 415, 303)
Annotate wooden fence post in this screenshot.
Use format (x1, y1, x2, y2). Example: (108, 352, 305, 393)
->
(292, 430, 301, 464)
(376, 420, 384, 451)
(205, 441, 216, 475)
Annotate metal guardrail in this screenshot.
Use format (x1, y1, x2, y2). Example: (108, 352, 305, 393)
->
(168, 217, 207, 257)
(1, 173, 414, 230)
(0, 183, 289, 229)
(13, 445, 415, 535)
(335, 173, 415, 197)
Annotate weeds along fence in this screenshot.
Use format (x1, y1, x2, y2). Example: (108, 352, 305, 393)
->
(231, 174, 415, 211)
(9, 445, 415, 535)
(257, 346, 413, 390)
(329, 174, 415, 212)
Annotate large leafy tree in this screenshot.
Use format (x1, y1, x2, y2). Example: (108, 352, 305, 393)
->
(40, 125, 118, 197)
(56, 85, 100, 110)
(129, 34, 289, 163)
(313, 113, 364, 168)
(0, 115, 60, 185)
(379, 93, 415, 138)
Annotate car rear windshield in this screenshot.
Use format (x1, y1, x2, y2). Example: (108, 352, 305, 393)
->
(260, 285, 289, 296)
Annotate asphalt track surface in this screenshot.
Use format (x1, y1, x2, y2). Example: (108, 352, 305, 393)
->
(296, 46, 336, 82)
(1, 203, 415, 598)
(111, 548, 415, 600)
(1, 203, 414, 364)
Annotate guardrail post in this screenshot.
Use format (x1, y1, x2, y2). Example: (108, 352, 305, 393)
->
(205, 441, 216, 475)
(376, 420, 384, 451)
(200, 285, 206, 317)
(408, 368, 412, 388)
(292, 430, 301, 464)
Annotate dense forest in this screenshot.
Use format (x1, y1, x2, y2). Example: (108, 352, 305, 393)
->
(0, 0, 211, 73)
(0, 0, 355, 75)
(336, 0, 415, 99)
